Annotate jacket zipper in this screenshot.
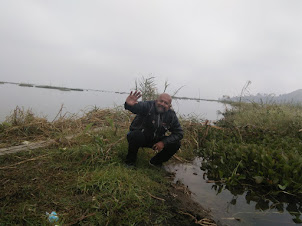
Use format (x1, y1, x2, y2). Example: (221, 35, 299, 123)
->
(153, 114, 161, 140)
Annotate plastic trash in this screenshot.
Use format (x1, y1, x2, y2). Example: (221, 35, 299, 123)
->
(46, 211, 59, 223)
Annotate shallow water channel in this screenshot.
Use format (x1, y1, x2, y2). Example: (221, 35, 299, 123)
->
(165, 158, 299, 226)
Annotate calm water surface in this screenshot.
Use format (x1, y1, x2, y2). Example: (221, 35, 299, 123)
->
(1, 83, 226, 122)
(166, 159, 299, 226)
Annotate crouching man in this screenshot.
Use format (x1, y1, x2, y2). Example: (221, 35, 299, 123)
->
(124, 91, 183, 167)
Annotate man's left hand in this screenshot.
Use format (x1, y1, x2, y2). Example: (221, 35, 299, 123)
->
(152, 141, 164, 151)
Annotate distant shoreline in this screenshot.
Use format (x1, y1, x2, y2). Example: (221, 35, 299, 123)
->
(0, 81, 220, 102)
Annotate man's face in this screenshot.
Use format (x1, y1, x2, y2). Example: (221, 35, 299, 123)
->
(155, 94, 171, 113)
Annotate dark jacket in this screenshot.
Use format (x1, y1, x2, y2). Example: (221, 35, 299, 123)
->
(124, 100, 183, 145)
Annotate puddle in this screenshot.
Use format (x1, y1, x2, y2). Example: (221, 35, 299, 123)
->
(165, 158, 299, 226)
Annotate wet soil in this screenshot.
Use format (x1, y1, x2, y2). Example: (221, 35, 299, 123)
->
(164, 171, 220, 226)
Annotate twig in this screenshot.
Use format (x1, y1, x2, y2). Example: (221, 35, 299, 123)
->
(206, 180, 222, 183)
(235, 127, 243, 142)
(107, 137, 125, 149)
(172, 154, 191, 163)
(0, 154, 49, 169)
(178, 211, 216, 226)
(209, 125, 223, 130)
(52, 104, 64, 122)
(105, 137, 125, 156)
(201, 121, 210, 144)
(178, 211, 196, 220)
(147, 191, 165, 202)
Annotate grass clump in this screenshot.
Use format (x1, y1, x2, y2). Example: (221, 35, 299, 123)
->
(76, 165, 169, 225)
(221, 102, 302, 136)
(0, 127, 177, 225)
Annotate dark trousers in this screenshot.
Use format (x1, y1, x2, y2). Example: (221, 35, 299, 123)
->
(126, 130, 181, 165)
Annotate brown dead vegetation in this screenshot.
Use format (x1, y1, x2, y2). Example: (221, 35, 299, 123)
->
(0, 106, 132, 148)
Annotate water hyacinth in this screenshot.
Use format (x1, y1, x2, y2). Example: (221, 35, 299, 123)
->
(193, 102, 302, 222)
(190, 102, 302, 223)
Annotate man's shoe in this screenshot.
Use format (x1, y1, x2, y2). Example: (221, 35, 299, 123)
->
(125, 160, 136, 168)
(149, 160, 163, 169)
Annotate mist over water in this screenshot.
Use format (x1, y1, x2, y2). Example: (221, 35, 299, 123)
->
(1, 83, 226, 122)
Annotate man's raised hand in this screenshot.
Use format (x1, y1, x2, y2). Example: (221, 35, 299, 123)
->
(126, 91, 142, 106)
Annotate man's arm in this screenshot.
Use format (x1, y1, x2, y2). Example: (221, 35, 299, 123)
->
(124, 91, 150, 115)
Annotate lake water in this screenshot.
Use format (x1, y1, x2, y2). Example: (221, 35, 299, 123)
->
(166, 159, 299, 226)
(0, 83, 227, 122)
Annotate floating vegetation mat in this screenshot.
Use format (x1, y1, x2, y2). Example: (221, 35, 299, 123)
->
(192, 102, 302, 223)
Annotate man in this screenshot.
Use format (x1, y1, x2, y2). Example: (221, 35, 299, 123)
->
(124, 90, 183, 167)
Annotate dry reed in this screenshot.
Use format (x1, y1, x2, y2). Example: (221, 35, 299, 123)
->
(0, 106, 132, 148)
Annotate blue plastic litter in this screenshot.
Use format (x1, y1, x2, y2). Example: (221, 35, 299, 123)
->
(46, 211, 59, 223)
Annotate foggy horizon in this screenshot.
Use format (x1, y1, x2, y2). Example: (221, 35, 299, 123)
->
(1, 1, 302, 99)
(0, 79, 301, 100)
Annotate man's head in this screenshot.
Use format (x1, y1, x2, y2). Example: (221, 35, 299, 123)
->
(155, 93, 172, 113)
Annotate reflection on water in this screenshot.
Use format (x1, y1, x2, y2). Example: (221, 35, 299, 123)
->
(0, 83, 227, 122)
(165, 158, 299, 226)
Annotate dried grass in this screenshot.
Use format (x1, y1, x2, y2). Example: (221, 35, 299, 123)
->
(0, 106, 132, 148)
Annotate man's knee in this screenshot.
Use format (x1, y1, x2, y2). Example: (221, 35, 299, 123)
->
(127, 130, 145, 144)
(164, 141, 181, 152)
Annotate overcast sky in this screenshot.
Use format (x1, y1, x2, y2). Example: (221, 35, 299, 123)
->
(1, 0, 302, 99)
